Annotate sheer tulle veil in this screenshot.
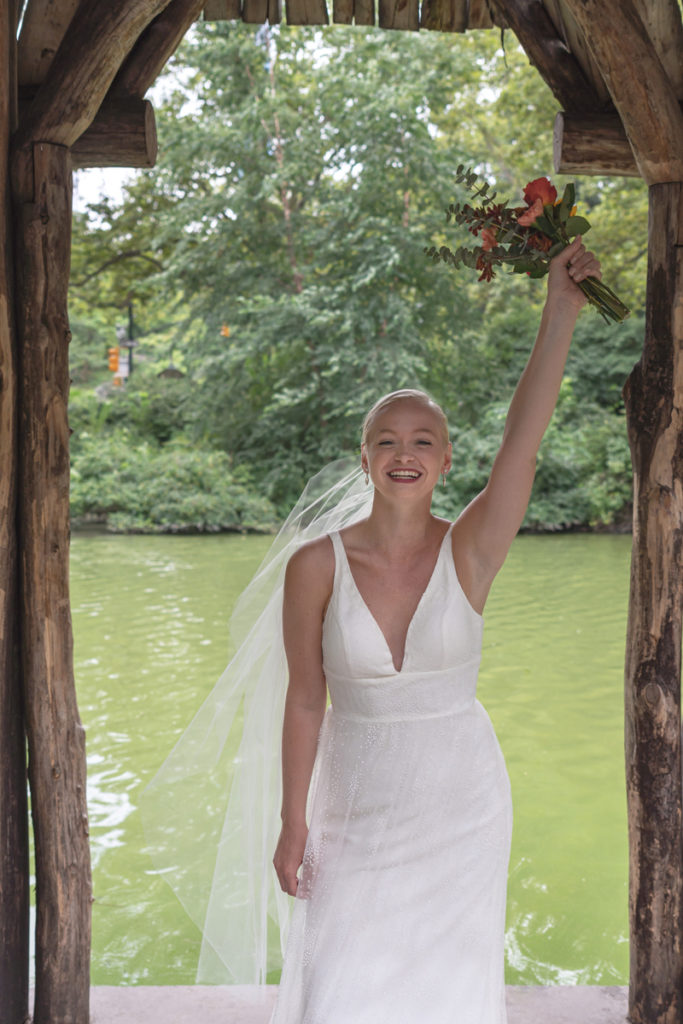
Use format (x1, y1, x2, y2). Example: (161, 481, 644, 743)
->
(141, 459, 372, 984)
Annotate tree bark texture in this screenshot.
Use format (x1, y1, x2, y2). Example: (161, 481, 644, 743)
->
(17, 0, 81, 87)
(285, 0, 328, 25)
(623, 181, 683, 1024)
(12, 141, 91, 1024)
(562, 0, 683, 185)
(71, 97, 157, 169)
(0, 0, 29, 1021)
(114, 0, 208, 98)
(553, 110, 640, 177)
(15, 0, 172, 150)
(378, 0, 418, 30)
(489, 0, 600, 112)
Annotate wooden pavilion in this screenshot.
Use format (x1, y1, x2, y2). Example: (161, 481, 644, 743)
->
(0, 1, 681, 1022)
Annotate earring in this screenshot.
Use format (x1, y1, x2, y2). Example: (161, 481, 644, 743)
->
(442, 471, 447, 488)
(364, 470, 369, 485)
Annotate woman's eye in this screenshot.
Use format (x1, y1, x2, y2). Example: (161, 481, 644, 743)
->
(377, 440, 393, 446)
(416, 440, 432, 446)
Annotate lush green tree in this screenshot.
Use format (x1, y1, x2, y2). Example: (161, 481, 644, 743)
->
(69, 23, 649, 527)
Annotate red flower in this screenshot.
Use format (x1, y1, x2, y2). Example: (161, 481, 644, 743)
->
(518, 197, 544, 227)
(528, 232, 552, 253)
(481, 228, 498, 251)
(523, 177, 557, 206)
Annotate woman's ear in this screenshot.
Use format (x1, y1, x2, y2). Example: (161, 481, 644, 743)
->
(443, 441, 453, 475)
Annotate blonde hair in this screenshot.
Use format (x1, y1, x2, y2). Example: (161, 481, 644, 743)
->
(361, 389, 450, 447)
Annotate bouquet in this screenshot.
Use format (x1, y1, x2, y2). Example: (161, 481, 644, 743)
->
(425, 168, 630, 323)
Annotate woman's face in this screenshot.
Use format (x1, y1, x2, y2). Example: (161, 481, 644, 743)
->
(361, 398, 451, 497)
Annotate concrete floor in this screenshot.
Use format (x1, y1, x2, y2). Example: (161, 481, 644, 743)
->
(81, 985, 630, 1023)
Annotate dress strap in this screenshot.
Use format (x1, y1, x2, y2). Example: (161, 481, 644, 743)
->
(328, 530, 346, 590)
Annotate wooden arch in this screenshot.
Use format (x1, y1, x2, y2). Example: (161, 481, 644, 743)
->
(0, 2, 681, 1023)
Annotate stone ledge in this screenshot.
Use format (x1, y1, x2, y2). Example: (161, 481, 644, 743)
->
(72, 985, 630, 1023)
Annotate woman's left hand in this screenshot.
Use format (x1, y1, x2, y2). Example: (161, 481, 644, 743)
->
(547, 235, 602, 311)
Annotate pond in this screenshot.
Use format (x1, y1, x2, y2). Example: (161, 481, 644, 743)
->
(68, 531, 630, 986)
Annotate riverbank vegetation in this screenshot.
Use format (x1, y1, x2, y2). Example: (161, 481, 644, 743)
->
(69, 23, 647, 533)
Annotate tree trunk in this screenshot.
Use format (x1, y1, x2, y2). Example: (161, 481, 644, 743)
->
(623, 181, 683, 1024)
(12, 140, 91, 1024)
(0, 0, 29, 1020)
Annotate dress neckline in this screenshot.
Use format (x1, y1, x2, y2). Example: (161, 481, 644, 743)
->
(335, 523, 454, 674)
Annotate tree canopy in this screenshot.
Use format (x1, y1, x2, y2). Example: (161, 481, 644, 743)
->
(69, 22, 648, 531)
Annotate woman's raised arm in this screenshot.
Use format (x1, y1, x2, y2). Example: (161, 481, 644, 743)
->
(453, 236, 601, 610)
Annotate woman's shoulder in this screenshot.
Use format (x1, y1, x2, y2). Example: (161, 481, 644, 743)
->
(286, 534, 335, 580)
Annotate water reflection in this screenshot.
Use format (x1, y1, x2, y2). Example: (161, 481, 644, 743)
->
(69, 531, 629, 985)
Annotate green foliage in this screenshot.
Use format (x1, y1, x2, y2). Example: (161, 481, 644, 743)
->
(69, 23, 648, 530)
(71, 432, 277, 533)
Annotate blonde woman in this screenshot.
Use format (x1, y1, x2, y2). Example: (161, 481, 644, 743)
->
(271, 237, 601, 1024)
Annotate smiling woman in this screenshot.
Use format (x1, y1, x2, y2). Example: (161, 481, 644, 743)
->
(265, 234, 603, 1024)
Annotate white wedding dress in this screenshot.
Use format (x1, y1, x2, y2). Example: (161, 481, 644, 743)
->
(270, 523, 513, 1024)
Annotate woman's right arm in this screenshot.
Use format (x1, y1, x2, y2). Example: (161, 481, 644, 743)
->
(273, 538, 332, 896)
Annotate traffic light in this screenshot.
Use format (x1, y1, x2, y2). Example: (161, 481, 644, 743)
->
(108, 346, 119, 372)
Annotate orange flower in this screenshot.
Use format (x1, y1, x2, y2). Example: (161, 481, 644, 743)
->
(529, 232, 552, 253)
(523, 177, 557, 206)
(481, 227, 498, 251)
(518, 197, 544, 227)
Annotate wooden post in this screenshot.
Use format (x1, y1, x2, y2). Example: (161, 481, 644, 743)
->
(12, 141, 91, 1024)
(0, 0, 29, 1021)
(623, 181, 683, 1024)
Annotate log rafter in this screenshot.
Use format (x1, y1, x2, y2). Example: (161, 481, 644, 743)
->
(115, 0, 208, 99)
(477, 0, 603, 111)
(14, 0, 173, 151)
(561, 0, 683, 184)
(17, 0, 81, 87)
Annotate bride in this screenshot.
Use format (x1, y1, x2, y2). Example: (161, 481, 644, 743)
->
(269, 235, 601, 1024)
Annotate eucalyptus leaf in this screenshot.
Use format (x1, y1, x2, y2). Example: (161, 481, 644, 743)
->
(565, 216, 591, 237)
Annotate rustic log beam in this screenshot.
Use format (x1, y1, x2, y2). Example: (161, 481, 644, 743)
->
(12, 141, 92, 1024)
(562, 0, 683, 185)
(72, 97, 158, 169)
(203, 0, 242, 17)
(14, 0, 172, 150)
(0, 1, 29, 1022)
(332, 0, 352, 23)
(19, 92, 158, 169)
(420, 0, 468, 33)
(623, 181, 683, 1024)
(488, 0, 600, 113)
(354, 0, 374, 25)
(242, 0, 281, 21)
(467, 0, 502, 29)
(16, 0, 80, 87)
(115, 0, 208, 99)
(378, 0, 418, 30)
(285, 0, 328, 25)
(632, 0, 683, 100)
(553, 110, 640, 177)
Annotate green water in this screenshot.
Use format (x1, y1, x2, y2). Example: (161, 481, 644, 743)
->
(69, 532, 630, 986)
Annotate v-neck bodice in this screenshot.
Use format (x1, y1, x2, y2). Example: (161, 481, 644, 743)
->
(333, 524, 456, 673)
(323, 526, 483, 721)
